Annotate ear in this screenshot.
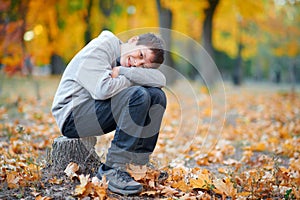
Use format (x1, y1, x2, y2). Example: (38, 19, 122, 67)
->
(127, 36, 139, 44)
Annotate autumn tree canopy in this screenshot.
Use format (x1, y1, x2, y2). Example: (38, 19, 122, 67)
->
(0, 0, 299, 81)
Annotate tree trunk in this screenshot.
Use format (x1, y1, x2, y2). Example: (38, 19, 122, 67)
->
(47, 136, 101, 175)
(156, 0, 176, 85)
(201, 0, 220, 87)
(202, 0, 219, 59)
(289, 59, 296, 95)
(84, 0, 93, 44)
(50, 53, 65, 74)
(232, 42, 243, 85)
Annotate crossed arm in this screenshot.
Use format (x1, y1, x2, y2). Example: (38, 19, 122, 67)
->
(111, 67, 120, 78)
(111, 66, 166, 88)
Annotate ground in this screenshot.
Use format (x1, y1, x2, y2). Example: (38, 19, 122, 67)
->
(0, 75, 299, 199)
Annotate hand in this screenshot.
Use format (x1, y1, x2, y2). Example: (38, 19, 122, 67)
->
(111, 67, 120, 78)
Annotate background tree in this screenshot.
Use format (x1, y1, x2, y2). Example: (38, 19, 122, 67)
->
(155, 0, 176, 84)
(202, 0, 219, 59)
(0, 0, 299, 86)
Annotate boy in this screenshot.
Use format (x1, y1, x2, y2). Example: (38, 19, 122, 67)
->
(51, 30, 167, 195)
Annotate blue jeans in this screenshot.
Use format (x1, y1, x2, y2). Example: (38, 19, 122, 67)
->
(62, 86, 167, 168)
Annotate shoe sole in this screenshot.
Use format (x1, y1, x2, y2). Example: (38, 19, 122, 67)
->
(97, 168, 143, 195)
(108, 184, 143, 195)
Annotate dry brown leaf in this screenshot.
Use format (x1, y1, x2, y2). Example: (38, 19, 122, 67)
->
(35, 195, 52, 200)
(127, 164, 147, 181)
(240, 150, 253, 163)
(223, 158, 239, 166)
(6, 173, 20, 189)
(213, 178, 237, 197)
(92, 176, 108, 199)
(74, 174, 90, 196)
(140, 190, 157, 196)
(93, 186, 107, 200)
(64, 162, 79, 179)
(196, 157, 210, 166)
(48, 176, 63, 184)
(160, 185, 179, 196)
(170, 167, 187, 182)
(208, 150, 224, 163)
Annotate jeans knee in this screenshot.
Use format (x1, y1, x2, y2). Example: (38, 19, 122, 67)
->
(130, 86, 151, 106)
(149, 88, 167, 108)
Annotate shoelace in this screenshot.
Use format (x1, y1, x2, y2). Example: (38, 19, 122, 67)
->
(116, 170, 134, 182)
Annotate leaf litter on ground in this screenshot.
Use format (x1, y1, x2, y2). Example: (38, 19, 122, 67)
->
(0, 79, 299, 199)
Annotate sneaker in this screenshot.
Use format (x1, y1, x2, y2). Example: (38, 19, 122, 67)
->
(97, 164, 143, 195)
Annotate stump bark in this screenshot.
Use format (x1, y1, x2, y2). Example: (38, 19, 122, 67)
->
(47, 136, 101, 175)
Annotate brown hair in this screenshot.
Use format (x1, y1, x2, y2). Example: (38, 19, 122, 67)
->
(136, 33, 165, 68)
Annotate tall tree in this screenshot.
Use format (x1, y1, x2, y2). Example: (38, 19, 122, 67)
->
(84, 0, 93, 44)
(202, 0, 219, 59)
(200, 0, 220, 87)
(156, 0, 176, 84)
(99, 0, 114, 30)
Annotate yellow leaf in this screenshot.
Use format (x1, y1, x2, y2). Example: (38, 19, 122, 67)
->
(190, 171, 212, 190)
(217, 167, 226, 174)
(190, 178, 206, 189)
(171, 179, 191, 192)
(196, 157, 210, 166)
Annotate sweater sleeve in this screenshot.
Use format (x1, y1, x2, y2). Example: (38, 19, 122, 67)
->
(74, 33, 133, 100)
(118, 67, 166, 88)
(77, 66, 132, 100)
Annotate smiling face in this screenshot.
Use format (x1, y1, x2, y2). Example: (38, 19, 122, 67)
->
(120, 36, 156, 68)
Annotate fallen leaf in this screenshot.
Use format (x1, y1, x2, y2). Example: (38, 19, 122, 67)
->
(74, 174, 89, 196)
(35, 195, 52, 200)
(213, 178, 237, 197)
(92, 176, 108, 199)
(48, 176, 63, 184)
(64, 162, 79, 179)
(171, 179, 190, 192)
(6, 173, 20, 189)
(160, 185, 179, 196)
(250, 142, 266, 152)
(190, 171, 212, 190)
(140, 190, 157, 196)
(127, 164, 147, 181)
(240, 150, 253, 163)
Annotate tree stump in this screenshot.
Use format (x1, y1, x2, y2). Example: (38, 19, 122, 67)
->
(47, 136, 101, 175)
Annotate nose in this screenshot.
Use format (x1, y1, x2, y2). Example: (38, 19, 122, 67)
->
(134, 58, 144, 67)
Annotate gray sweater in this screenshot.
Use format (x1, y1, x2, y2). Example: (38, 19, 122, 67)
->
(52, 31, 166, 131)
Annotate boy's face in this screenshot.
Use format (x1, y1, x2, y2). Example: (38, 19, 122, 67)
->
(120, 37, 155, 68)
